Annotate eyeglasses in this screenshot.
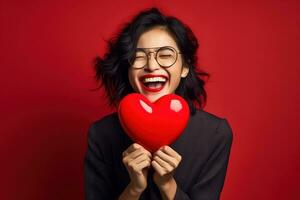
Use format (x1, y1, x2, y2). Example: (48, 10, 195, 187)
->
(129, 46, 183, 69)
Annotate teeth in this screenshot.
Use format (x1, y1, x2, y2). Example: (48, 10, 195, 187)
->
(143, 77, 166, 83)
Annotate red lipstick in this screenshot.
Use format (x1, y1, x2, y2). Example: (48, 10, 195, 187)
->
(139, 74, 168, 93)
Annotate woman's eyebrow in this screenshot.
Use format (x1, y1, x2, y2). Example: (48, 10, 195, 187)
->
(135, 48, 147, 52)
(136, 46, 171, 50)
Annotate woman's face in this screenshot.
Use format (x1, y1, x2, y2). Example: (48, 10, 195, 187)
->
(128, 27, 189, 102)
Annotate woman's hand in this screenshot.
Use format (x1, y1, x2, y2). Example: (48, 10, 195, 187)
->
(152, 146, 182, 199)
(122, 143, 152, 195)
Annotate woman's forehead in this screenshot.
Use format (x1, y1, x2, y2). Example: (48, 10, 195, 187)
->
(136, 28, 179, 49)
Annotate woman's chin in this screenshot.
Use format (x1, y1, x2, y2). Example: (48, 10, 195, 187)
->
(142, 92, 168, 103)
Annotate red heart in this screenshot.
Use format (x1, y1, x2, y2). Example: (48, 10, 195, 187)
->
(118, 93, 190, 152)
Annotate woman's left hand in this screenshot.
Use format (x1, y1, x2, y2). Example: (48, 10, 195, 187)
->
(151, 145, 182, 195)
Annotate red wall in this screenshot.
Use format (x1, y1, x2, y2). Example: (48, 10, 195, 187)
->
(1, 0, 299, 199)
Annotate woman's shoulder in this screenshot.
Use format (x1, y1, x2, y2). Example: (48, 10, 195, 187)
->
(193, 109, 227, 124)
(192, 109, 233, 140)
(87, 112, 122, 142)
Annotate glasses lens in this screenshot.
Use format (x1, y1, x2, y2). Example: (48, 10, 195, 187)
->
(157, 47, 177, 67)
(131, 51, 147, 69)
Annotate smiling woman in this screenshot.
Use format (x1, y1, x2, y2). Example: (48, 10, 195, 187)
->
(85, 7, 233, 200)
(128, 28, 189, 103)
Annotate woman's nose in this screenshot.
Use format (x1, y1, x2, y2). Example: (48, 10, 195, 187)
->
(144, 52, 160, 71)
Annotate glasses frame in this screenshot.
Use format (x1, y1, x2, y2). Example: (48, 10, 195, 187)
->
(129, 46, 183, 69)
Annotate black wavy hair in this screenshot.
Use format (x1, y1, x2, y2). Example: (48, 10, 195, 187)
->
(93, 7, 210, 115)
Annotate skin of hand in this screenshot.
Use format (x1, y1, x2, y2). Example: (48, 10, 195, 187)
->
(151, 146, 182, 199)
(122, 143, 152, 194)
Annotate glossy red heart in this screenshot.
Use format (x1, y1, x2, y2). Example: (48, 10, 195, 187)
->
(118, 93, 190, 152)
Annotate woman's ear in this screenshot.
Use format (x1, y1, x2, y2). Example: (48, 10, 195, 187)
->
(181, 65, 189, 78)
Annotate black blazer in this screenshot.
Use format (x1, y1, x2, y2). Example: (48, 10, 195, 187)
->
(84, 109, 233, 200)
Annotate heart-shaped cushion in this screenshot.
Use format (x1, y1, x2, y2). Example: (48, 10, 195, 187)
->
(118, 93, 190, 152)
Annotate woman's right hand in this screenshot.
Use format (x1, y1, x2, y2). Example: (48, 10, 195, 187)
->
(122, 143, 152, 194)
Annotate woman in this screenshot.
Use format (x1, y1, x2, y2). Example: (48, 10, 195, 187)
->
(84, 7, 233, 200)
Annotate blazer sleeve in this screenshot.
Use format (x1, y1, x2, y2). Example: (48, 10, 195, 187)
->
(84, 123, 116, 200)
(174, 118, 233, 200)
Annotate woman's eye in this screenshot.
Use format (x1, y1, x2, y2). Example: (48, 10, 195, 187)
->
(135, 56, 145, 59)
(159, 54, 172, 58)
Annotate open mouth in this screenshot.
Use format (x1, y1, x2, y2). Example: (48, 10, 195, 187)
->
(140, 75, 168, 92)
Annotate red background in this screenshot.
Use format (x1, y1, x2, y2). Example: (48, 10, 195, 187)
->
(1, 0, 300, 199)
